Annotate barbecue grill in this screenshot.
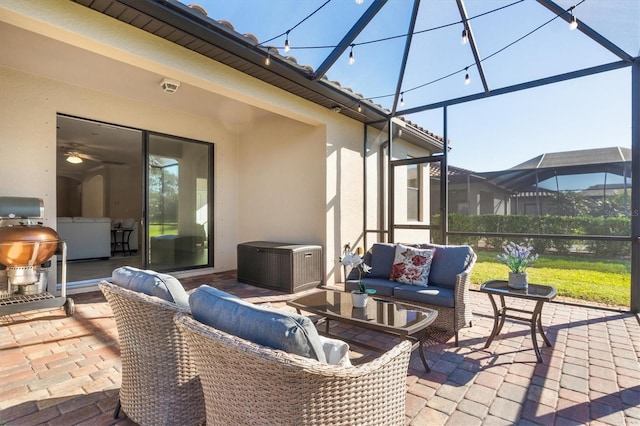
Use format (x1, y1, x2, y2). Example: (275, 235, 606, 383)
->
(0, 196, 73, 317)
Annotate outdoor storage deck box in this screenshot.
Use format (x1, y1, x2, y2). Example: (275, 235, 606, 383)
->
(237, 241, 323, 293)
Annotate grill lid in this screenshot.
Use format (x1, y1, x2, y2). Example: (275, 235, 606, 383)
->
(0, 197, 44, 219)
(0, 225, 60, 267)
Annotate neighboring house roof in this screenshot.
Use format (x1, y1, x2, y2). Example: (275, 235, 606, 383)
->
(70, 0, 444, 151)
(477, 147, 631, 193)
(429, 163, 511, 193)
(429, 163, 477, 178)
(426, 147, 631, 197)
(510, 147, 631, 170)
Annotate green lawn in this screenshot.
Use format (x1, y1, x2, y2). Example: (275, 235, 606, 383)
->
(148, 223, 178, 237)
(471, 250, 631, 308)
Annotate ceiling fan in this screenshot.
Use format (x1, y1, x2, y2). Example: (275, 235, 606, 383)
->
(58, 143, 101, 164)
(64, 150, 100, 164)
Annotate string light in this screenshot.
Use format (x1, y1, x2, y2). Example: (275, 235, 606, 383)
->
(569, 8, 578, 30)
(357, 104, 362, 113)
(265, 51, 271, 66)
(284, 31, 291, 53)
(258, 0, 580, 104)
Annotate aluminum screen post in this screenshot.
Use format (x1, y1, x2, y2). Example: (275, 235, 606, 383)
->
(631, 59, 640, 314)
(441, 106, 448, 245)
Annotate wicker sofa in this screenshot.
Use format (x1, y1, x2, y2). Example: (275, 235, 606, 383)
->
(100, 267, 205, 426)
(345, 243, 477, 346)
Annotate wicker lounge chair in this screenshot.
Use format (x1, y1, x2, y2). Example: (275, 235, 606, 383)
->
(175, 311, 412, 426)
(100, 281, 205, 426)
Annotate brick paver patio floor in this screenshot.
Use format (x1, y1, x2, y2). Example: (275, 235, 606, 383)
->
(1, 271, 639, 425)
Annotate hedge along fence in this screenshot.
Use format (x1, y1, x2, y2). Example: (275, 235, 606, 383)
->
(433, 213, 631, 258)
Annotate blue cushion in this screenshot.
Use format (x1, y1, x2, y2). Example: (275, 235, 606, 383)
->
(393, 284, 455, 308)
(111, 266, 189, 309)
(189, 285, 327, 363)
(413, 244, 474, 290)
(368, 243, 396, 279)
(345, 277, 399, 297)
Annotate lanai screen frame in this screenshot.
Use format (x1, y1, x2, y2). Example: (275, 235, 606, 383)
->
(343, 0, 640, 312)
(386, 65, 640, 314)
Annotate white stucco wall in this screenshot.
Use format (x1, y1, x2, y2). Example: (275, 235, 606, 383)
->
(238, 116, 325, 244)
(0, 0, 366, 285)
(0, 66, 240, 274)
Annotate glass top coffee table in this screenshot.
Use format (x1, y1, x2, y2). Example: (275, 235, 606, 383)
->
(287, 289, 438, 371)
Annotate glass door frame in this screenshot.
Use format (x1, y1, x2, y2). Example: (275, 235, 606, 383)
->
(363, 119, 448, 249)
(388, 154, 445, 244)
(143, 130, 214, 272)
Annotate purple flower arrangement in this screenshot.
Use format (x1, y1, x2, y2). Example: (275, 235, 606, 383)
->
(497, 242, 538, 274)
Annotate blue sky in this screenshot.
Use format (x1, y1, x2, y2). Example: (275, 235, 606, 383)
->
(186, 0, 636, 172)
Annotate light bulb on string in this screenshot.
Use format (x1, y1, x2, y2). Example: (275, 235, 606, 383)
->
(464, 68, 470, 85)
(569, 9, 578, 30)
(357, 104, 362, 113)
(400, 92, 405, 106)
(348, 46, 355, 65)
(284, 32, 291, 53)
(461, 29, 468, 45)
(264, 51, 271, 66)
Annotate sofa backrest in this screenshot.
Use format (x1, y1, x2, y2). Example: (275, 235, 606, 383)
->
(412, 243, 475, 289)
(111, 266, 189, 309)
(355, 243, 475, 290)
(189, 285, 327, 363)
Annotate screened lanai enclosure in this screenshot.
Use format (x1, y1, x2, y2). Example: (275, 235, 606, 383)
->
(78, 0, 639, 309)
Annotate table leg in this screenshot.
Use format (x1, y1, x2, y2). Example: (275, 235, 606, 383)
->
(484, 294, 501, 348)
(531, 300, 545, 363)
(537, 303, 552, 347)
(496, 295, 507, 336)
(484, 294, 499, 348)
(123, 229, 132, 255)
(417, 330, 431, 373)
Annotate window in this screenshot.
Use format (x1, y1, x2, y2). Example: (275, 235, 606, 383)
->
(407, 157, 420, 221)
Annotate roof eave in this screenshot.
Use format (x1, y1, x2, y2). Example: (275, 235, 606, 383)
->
(74, 0, 391, 124)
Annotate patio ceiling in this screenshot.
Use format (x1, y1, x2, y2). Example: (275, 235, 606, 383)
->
(71, 0, 639, 123)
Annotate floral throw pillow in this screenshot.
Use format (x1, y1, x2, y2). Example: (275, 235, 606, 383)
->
(390, 245, 435, 287)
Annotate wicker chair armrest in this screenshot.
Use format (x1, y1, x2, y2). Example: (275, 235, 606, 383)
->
(99, 280, 191, 314)
(452, 251, 477, 332)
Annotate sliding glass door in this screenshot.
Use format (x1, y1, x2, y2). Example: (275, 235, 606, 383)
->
(147, 133, 212, 271)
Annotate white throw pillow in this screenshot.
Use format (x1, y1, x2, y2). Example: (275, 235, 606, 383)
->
(318, 335, 352, 367)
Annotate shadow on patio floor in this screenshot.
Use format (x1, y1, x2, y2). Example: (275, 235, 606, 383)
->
(1, 270, 639, 425)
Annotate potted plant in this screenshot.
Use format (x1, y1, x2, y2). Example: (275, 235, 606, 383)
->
(497, 241, 538, 289)
(341, 245, 374, 307)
